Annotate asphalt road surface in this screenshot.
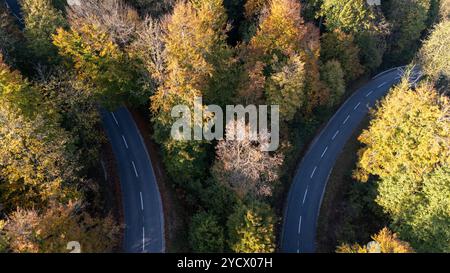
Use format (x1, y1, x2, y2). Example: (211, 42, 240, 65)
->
(4, 0, 24, 28)
(101, 107, 165, 253)
(281, 67, 422, 253)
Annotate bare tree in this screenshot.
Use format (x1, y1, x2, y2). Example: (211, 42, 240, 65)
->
(67, 0, 140, 47)
(128, 15, 167, 85)
(212, 120, 283, 198)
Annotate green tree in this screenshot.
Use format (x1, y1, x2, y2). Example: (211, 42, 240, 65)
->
(355, 81, 450, 252)
(385, 0, 431, 65)
(321, 29, 364, 83)
(39, 73, 103, 170)
(398, 167, 450, 252)
(189, 211, 225, 252)
(319, 0, 377, 33)
(265, 55, 307, 122)
(320, 59, 345, 106)
(0, 5, 22, 66)
(22, 0, 66, 64)
(227, 202, 276, 253)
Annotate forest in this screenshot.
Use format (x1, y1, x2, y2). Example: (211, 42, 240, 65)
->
(0, 0, 449, 253)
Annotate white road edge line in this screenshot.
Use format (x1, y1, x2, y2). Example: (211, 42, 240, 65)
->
(353, 102, 361, 110)
(377, 81, 387, 88)
(111, 112, 119, 126)
(142, 227, 145, 252)
(310, 166, 317, 179)
(366, 90, 374, 97)
(302, 186, 309, 204)
(122, 135, 129, 149)
(140, 192, 144, 211)
(321, 146, 328, 158)
(298, 216, 302, 235)
(332, 130, 339, 140)
(132, 161, 139, 178)
(343, 115, 350, 124)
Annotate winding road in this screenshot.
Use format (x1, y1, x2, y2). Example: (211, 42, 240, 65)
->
(101, 107, 165, 253)
(4, 0, 165, 254)
(281, 67, 422, 253)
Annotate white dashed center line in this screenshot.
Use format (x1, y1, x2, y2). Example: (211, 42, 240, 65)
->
(140, 191, 144, 211)
(377, 81, 387, 88)
(302, 186, 309, 204)
(343, 115, 350, 124)
(298, 216, 302, 235)
(111, 112, 119, 126)
(122, 135, 129, 149)
(332, 130, 340, 140)
(353, 102, 361, 110)
(321, 146, 328, 158)
(366, 90, 374, 97)
(310, 166, 317, 179)
(132, 161, 139, 178)
(142, 227, 145, 252)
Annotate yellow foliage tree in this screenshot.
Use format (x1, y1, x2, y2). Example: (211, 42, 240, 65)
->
(337, 227, 414, 253)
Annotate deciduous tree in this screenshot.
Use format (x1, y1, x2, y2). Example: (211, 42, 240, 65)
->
(212, 120, 283, 198)
(189, 211, 224, 252)
(355, 81, 450, 252)
(321, 29, 364, 83)
(22, 0, 66, 64)
(337, 227, 415, 253)
(419, 20, 450, 84)
(4, 202, 119, 253)
(227, 201, 276, 253)
(385, 0, 431, 65)
(320, 59, 345, 106)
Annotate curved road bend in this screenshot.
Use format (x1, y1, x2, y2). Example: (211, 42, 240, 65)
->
(101, 107, 165, 253)
(282, 67, 421, 253)
(3, 0, 165, 253)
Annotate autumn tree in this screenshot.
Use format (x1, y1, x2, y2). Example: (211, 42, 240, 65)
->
(240, 0, 327, 117)
(355, 81, 450, 252)
(227, 201, 276, 253)
(52, 24, 143, 107)
(0, 58, 83, 211)
(321, 29, 364, 83)
(212, 120, 283, 199)
(189, 211, 225, 252)
(22, 0, 66, 64)
(419, 20, 450, 85)
(150, 0, 236, 188)
(127, 16, 166, 96)
(0, 101, 81, 211)
(0, 220, 7, 252)
(265, 55, 306, 122)
(3, 202, 119, 253)
(337, 228, 415, 253)
(439, 0, 450, 20)
(0, 55, 40, 116)
(67, 0, 140, 48)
